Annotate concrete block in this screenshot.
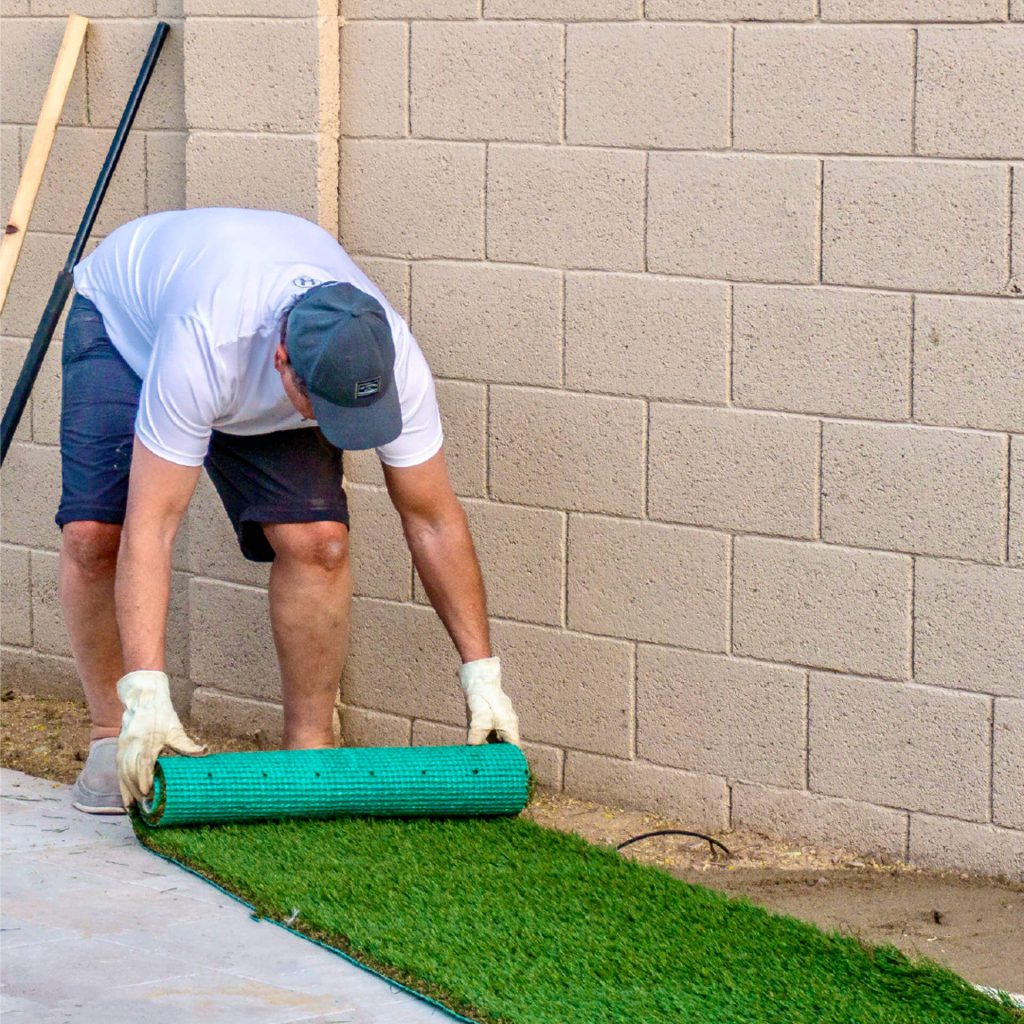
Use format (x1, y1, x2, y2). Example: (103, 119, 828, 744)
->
(0, 444, 61, 551)
(185, 0, 321, 12)
(28, 551, 68, 658)
(1, 234, 71, 339)
(648, 0, 813, 16)
(1, 126, 19, 227)
(486, 0, 637, 16)
(411, 262, 562, 386)
(348, 484, 411, 602)
(1012, 436, 1024, 566)
(412, 717, 563, 788)
(185, 18, 324, 133)
(341, 21, 407, 139)
(915, 559, 1024, 699)
(568, 516, 729, 650)
(917, 27, 1024, 159)
(29, 342, 61, 447)
(416, 498, 563, 627)
(412, 22, 561, 143)
(0, 18, 87, 125)
(638, 648, 806, 787)
(190, 688, 283, 746)
(649, 405, 818, 539)
(189, 578, 279, 701)
(822, 0, 1005, 17)
(564, 751, 729, 831)
(343, 598, 465, 724)
(341, 705, 411, 747)
(32, 0, 155, 12)
(343, 449, 385, 488)
(24, 126, 145, 236)
(567, 24, 729, 149)
(565, 273, 729, 403)
(1, 340, 31, 448)
(822, 159, 1008, 294)
(734, 286, 911, 420)
(0, 647, 80, 702)
(487, 145, 645, 271)
(342, 0, 479, 14)
(1, 546, 31, 647)
(648, 154, 818, 284)
(491, 618, 634, 756)
(187, 132, 332, 224)
(435, 380, 487, 498)
(489, 387, 645, 516)
(734, 537, 911, 679)
(356, 258, 409, 320)
(913, 296, 1024, 433)
(909, 815, 1024, 881)
(87, 19, 184, 130)
(187, 474, 271, 588)
(341, 140, 484, 259)
(994, 699, 1024, 830)
(822, 422, 1006, 562)
(810, 673, 991, 821)
(735, 26, 913, 155)
(145, 131, 187, 214)
(732, 783, 907, 861)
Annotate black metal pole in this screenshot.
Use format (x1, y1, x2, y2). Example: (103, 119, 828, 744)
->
(1, 21, 170, 466)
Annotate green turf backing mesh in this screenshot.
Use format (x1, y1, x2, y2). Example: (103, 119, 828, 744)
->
(140, 744, 529, 826)
(134, 812, 1021, 1024)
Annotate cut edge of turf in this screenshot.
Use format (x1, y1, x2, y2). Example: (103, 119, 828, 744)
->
(131, 812, 1022, 1024)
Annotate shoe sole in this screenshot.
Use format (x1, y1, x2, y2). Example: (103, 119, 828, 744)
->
(71, 800, 126, 815)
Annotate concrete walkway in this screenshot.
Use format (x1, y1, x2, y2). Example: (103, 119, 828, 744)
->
(0, 768, 456, 1024)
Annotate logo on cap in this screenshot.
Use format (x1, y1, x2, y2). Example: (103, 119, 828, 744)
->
(355, 377, 382, 399)
(293, 276, 321, 289)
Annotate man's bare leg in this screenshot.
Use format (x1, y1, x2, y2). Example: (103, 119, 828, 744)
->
(59, 521, 125, 742)
(264, 521, 351, 750)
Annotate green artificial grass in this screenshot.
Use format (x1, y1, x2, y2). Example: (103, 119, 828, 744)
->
(134, 813, 1019, 1024)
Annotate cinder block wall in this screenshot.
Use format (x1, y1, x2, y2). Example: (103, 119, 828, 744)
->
(1, 1, 1022, 878)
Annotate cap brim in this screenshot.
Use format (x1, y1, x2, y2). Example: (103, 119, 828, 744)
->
(310, 385, 403, 452)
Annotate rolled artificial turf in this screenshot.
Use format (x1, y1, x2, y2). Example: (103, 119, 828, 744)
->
(134, 811, 1020, 1024)
(140, 744, 529, 826)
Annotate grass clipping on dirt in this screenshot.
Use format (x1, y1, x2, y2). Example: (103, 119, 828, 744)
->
(134, 813, 1018, 1024)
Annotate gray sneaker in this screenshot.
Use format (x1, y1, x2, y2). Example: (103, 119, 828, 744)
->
(70, 737, 125, 814)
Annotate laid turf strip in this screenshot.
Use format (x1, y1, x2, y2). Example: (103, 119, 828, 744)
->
(135, 814, 1018, 1024)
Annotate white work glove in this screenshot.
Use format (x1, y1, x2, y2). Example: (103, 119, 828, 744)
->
(459, 657, 520, 746)
(116, 670, 206, 807)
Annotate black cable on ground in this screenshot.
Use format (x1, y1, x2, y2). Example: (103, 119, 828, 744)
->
(617, 829, 731, 858)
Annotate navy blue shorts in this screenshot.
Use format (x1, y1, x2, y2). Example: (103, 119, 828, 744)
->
(57, 295, 349, 562)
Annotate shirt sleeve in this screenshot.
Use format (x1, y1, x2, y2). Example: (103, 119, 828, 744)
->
(135, 315, 226, 467)
(375, 330, 444, 468)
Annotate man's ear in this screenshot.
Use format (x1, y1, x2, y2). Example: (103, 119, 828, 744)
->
(273, 342, 288, 372)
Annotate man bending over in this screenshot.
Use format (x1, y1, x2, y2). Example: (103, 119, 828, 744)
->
(59, 207, 520, 813)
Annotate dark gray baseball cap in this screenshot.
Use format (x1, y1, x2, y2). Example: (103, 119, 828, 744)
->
(285, 282, 402, 451)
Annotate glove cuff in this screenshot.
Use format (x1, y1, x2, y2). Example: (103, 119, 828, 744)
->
(116, 669, 171, 708)
(459, 656, 501, 696)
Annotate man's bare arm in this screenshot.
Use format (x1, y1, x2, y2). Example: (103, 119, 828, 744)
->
(382, 448, 491, 663)
(116, 438, 201, 671)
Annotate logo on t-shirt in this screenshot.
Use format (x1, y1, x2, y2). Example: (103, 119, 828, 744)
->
(355, 377, 382, 399)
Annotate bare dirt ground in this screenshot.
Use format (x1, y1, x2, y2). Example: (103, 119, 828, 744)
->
(2, 688, 1021, 994)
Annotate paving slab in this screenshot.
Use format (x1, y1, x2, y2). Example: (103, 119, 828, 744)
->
(0, 769, 456, 1024)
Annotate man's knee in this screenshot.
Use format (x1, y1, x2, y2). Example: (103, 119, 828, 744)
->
(269, 521, 350, 573)
(61, 521, 121, 580)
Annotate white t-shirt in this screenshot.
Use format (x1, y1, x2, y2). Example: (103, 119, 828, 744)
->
(73, 208, 443, 469)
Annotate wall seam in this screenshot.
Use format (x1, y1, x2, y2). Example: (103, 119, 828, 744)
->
(1005, 433, 1013, 563)
(804, 671, 811, 790)
(910, 27, 919, 156)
